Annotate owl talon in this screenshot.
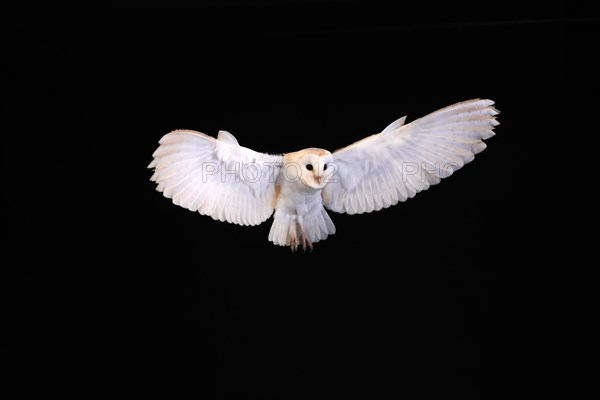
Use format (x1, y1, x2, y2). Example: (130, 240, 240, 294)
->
(300, 235, 313, 252)
(290, 237, 298, 252)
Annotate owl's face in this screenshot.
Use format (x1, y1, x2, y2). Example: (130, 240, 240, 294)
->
(295, 151, 335, 190)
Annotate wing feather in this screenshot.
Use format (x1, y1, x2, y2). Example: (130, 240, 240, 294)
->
(357, 181, 367, 212)
(323, 99, 499, 214)
(149, 130, 283, 225)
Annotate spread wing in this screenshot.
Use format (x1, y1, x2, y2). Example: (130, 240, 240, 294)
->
(149, 130, 283, 225)
(322, 99, 499, 214)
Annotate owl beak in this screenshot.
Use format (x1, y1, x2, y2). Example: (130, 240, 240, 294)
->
(314, 175, 322, 184)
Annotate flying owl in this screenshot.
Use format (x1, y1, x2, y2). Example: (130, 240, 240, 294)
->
(149, 99, 499, 251)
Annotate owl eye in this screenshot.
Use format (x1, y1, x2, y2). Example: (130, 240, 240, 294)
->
(306, 164, 313, 171)
(323, 164, 328, 171)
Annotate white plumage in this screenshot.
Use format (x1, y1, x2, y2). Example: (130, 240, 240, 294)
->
(149, 130, 282, 226)
(149, 99, 499, 250)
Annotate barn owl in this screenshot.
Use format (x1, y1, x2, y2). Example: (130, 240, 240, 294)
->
(149, 99, 499, 251)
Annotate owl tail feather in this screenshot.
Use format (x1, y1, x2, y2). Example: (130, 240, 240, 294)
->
(268, 206, 336, 251)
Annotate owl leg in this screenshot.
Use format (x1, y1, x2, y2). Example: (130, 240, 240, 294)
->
(300, 234, 313, 252)
(289, 221, 298, 252)
(290, 237, 298, 252)
(295, 216, 312, 252)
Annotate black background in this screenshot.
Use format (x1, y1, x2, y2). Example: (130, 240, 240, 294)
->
(7, 1, 597, 399)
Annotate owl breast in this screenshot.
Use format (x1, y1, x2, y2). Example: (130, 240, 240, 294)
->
(267, 175, 336, 250)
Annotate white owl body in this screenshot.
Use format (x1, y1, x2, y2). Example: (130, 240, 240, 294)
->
(149, 99, 499, 251)
(269, 172, 336, 250)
